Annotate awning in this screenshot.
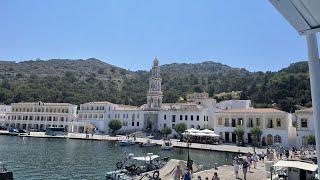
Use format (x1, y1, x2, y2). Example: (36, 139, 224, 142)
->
(182, 132, 220, 137)
(273, 160, 318, 172)
(200, 129, 214, 134)
(185, 128, 200, 133)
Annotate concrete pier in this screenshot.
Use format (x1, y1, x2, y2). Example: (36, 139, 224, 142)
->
(0, 130, 267, 154)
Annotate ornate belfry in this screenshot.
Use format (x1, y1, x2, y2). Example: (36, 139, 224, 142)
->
(147, 57, 163, 110)
(144, 58, 163, 131)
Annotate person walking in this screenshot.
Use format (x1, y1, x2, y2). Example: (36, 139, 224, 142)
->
(252, 152, 258, 169)
(212, 172, 220, 180)
(174, 165, 182, 180)
(183, 167, 192, 180)
(242, 159, 249, 180)
(233, 158, 240, 179)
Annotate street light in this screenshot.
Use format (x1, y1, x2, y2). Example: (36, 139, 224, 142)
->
(269, 0, 320, 175)
(186, 131, 193, 170)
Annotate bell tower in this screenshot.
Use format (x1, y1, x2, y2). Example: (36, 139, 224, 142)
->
(146, 57, 163, 110)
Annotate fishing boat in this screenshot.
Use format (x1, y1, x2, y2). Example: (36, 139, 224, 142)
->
(119, 139, 135, 146)
(8, 128, 27, 136)
(105, 153, 168, 180)
(271, 160, 318, 180)
(161, 139, 173, 150)
(0, 162, 13, 180)
(140, 139, 157, 147)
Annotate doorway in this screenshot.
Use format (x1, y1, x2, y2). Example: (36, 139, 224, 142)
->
(248, 133, 252, 144)
(232, 133, 236, 143)
(225, 132, 230, 142)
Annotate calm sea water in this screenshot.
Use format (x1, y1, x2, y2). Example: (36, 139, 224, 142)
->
(0, 135, 237, 180)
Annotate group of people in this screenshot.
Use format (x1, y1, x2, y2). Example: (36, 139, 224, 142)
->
(174, 165, 220, 180)
(232, 152, 259, 180)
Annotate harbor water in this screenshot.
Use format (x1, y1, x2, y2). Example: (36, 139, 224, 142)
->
(0, 135, 237, 180)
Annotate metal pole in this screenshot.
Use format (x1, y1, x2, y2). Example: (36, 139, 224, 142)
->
(306, 33, 320, 176)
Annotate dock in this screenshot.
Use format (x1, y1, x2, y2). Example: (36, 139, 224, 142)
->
(0, 130, 266, 154)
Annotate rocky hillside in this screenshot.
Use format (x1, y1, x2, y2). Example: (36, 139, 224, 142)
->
(0, 58, 311, 112)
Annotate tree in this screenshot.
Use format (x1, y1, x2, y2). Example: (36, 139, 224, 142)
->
(108, 119, 122, 135)
(234, 126, 245, 146)
(307, 135, 316, 145)
(173, 123, 187, 138)
(250, 127, 263, 152)
(161, 127, 172, 138)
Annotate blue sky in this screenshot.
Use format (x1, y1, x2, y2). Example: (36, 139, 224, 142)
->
(0, 1, 318, 71)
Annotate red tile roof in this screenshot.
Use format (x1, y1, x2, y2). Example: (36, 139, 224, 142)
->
(219, 108, 284, 113)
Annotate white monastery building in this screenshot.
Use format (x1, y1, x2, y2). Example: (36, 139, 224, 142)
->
(3, 102, 77, 132)
(76, 58, 216, 134)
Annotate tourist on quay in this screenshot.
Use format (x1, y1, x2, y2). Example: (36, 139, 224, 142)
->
(260, 151, 265, 162)
(252, 152, 258, 169)
(285, 149, 290, 159)
(174, 165, 182, 180)
(242, 159, 249, 180)
(212, 172, 220, 180)
(232, 157, 239, 179)
(246, 152, 252, 171)
(183, 167, 192, 180)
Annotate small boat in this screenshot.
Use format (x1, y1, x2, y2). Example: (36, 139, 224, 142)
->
(105, 153, 167, 180)
(8, 128, 27, 136)
(161, 139, 173, 150)
(119, 139, 135, 146)
(0, 161, 13, 180)
(140, 139, 157, 147)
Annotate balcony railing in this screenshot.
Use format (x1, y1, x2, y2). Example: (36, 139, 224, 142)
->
(224, 123, 230, 127)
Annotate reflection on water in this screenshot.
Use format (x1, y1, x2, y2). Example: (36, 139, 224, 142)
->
(0, 136, 237, 179)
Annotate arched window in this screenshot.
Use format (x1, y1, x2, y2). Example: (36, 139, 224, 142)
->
(196, 125, 200, 129)
(274, 135, 281, 143)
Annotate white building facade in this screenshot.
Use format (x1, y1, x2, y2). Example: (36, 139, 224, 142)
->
(4, 102, 77, 132)
(294, 108, 314, 147)
(0, 105, 11, 127)
(215, 108, 296, 148)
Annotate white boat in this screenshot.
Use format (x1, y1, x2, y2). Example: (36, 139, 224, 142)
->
(141, 139, 157, 147)
(105, 153, 166, 180)
(119, 139, 135, 146)
(272, 160, 318, 180)
(161, 140, 173, 150)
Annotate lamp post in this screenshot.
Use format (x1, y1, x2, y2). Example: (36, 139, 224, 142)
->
(186, 131, 193, 170)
